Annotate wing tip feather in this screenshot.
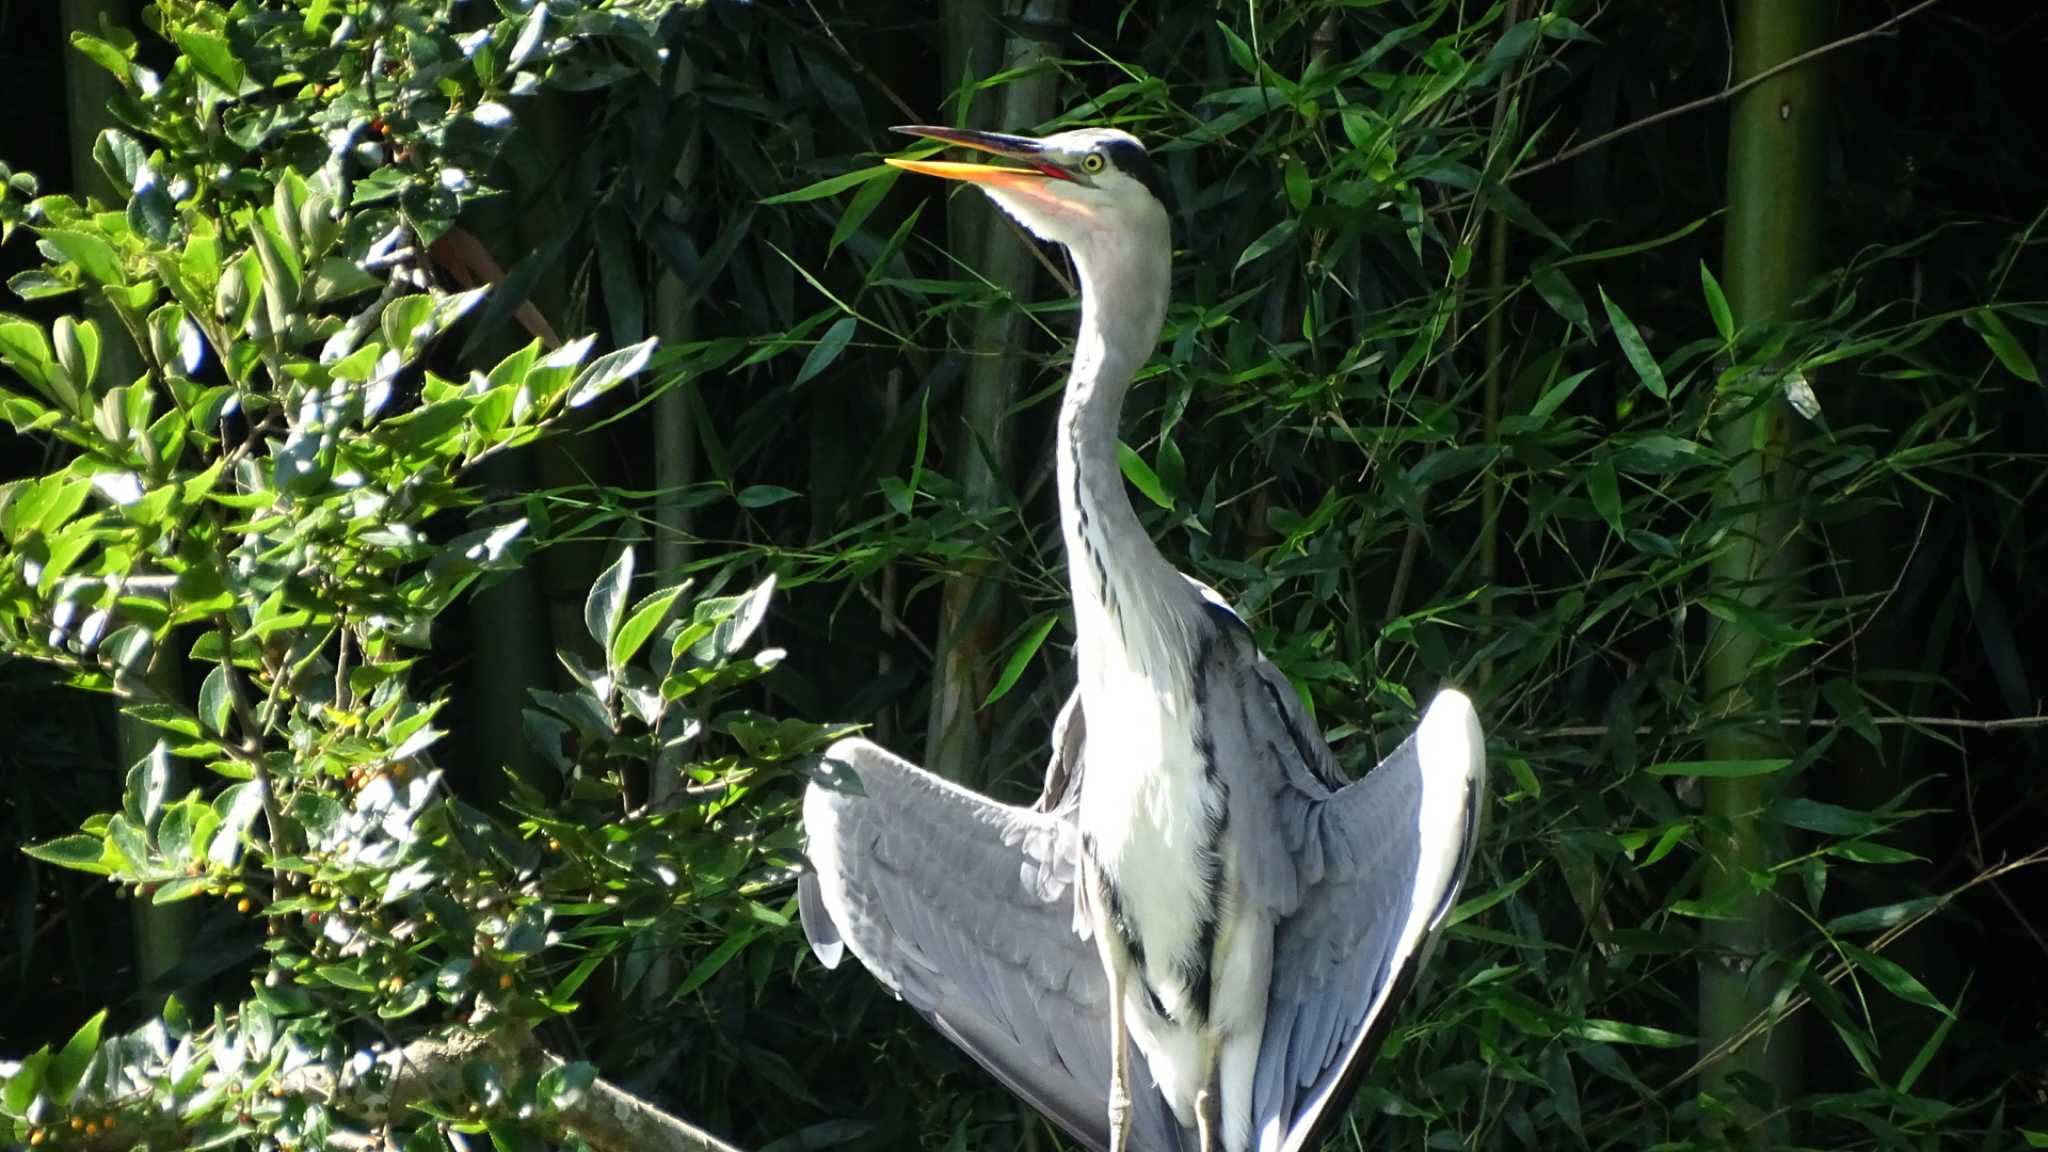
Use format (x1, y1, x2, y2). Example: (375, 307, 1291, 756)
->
(1418, 688, 1484, 786)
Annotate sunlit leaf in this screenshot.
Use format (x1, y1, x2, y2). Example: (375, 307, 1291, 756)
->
(983, 612, 1059, 708)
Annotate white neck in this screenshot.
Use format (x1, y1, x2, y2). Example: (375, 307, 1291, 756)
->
(1054, 221, 1194, 689)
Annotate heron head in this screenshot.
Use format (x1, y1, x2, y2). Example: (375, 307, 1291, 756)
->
(886, 125, 1169, 253)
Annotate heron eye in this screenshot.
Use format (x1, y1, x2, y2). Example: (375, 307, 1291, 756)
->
(1081, 153, 1106, 174)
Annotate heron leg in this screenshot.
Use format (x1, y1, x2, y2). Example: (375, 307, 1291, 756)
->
(1193, 1038, 1221, 1152)
(1106, 956, 1132, 1152)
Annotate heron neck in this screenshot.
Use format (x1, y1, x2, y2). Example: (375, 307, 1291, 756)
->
(1056, 229, 1184, 676)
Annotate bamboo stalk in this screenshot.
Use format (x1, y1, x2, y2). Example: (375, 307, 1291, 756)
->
(652, 49, 702, 587)
(631, 50, 705, 1037)
(460, 97, 574, 798)
(1478, 0, 1522, 691)
(923, 0, 1065, 783)
(1700, 1, 1826, 1137)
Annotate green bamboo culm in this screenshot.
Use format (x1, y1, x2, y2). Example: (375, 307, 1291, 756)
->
(924, 0, 1065, 784)
(1700, 0, 1827, 1138)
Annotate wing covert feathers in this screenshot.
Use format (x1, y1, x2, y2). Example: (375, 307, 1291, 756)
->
(800, 737, 1189, 1152)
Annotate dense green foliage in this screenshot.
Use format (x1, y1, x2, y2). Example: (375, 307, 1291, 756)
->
(4, 1, 2047, 1151)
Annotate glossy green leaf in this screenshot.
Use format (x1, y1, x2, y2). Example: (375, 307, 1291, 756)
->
(585, 547, 635, 648)
(612, 585, 686, 669)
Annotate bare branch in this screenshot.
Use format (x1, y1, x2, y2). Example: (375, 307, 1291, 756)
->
(1535, 711, 2048, 740)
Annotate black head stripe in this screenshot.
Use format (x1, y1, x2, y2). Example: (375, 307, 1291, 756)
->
(1101, 138, 1169, 209)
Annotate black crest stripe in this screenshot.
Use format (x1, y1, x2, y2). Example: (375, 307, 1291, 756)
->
(1102, 139, 1169, 208)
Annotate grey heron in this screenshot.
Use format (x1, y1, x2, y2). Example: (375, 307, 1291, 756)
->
(799, 125, 1487, 1152)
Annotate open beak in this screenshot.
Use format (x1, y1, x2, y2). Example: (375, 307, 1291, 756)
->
(885, 125, 1072, 190)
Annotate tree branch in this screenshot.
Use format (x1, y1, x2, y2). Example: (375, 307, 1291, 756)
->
(6, 1028, 747, 1152)
(283, 1027, 746, 1152)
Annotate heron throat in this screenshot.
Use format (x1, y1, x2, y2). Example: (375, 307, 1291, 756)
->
(1054, 225, 1197, 700)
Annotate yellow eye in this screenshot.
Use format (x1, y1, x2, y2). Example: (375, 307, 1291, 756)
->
(1081, 153, 1106, 174)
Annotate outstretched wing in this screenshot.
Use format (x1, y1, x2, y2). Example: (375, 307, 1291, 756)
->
(1250, 689, 1487, 1152)
(800, 737, 1190, 1152)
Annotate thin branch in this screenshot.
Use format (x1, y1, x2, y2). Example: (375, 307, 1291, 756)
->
(1659, 846, 2048, 1099)
(859, 580, 936, 664)
(1508, 0, 1946, 184)
(217, 618, 289, 900)
(1536, 711, 2048, 740)
(791, 0, 920, 124)
(1781, 500, 1933, 689)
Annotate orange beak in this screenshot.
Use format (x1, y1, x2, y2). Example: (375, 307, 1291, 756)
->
(885, 125, 1075, 192)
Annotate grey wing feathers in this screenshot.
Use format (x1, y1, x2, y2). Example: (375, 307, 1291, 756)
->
(1251, 690, 1486, 1152)
(1034, 687, 1087, 814)
(801, 737, 1190, 1152)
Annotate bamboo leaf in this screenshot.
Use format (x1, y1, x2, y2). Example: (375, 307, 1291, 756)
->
(1701, 260, 1734, 344)
(1643, 758, 1789, 778)
(1529, 367, 1596, 421)
(983, 612, 1059, 708)
(1899, 990, 1960, 1093)
(567, 337, 656, 409)
(1566, 1018, 1691, 1048)
(1966, 307, 2039, 383)
(1531, 266, 1590, 332)
(761, 166, 892, 205)
(1599, 285, 1669, 398)
(674, 927, 753, 997)
(829, 167, 900, 256)
(1767, 797, 1884, 836)
(1827, 894, 1943, 935)
(736, 485, 801, 509)
(1118, 441, 1172, 509)
(1843, 943, 1952, 1017)
(793, 316, 856, 387)
(1586, 462, 1622, 536)
(1234, 219, 1297, 274)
